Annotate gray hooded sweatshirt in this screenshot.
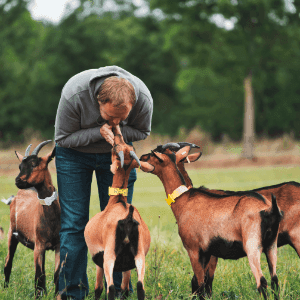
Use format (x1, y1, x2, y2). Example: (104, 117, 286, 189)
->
(55, 66, 153, 153)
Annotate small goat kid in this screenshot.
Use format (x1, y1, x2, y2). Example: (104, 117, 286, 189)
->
(3, 141, 60, 298)
(140, 145, 282, 300)
(84, 129, 154, 300)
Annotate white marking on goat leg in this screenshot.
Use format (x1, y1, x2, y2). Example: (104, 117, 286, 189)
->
(245, 239, 264, 287)
(104, 259, 115, 289)
(135, 257, 145, 286)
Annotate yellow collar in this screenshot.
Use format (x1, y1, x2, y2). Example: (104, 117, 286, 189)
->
(108, 187, 128, 196)
(165, 185, 189, 206)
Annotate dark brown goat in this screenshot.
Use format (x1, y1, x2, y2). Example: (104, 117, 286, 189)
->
(84, 128, 153, 300)
(140, 145, 282, 300)
(3, 141, 60, 298)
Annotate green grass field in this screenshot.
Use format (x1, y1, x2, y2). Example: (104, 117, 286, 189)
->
(0, 165, 299, 299)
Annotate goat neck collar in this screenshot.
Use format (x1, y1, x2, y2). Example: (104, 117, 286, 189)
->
(26, 187, 58, 206)
(38, 190, 58, 206)
(166, 185, 189, 206)
(108, 187, 128, 196)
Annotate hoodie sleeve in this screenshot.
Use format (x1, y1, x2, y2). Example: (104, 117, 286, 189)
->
(120, 91, 153, 143)
(55, 94, 104, 148)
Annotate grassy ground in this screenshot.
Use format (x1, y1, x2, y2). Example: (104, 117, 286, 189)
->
(0, 165, 299, 299)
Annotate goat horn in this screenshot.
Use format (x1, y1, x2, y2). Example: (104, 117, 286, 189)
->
(117, 151, 124, 168)
(24, 144, 32, 157)
(31, 140, 52, 156)
(161, 143, 181, 150)
(130, 151, 141, 168)
(178, 142, 200, 149)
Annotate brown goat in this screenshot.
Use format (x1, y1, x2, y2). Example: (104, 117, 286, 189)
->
(140, 145, 283, 300)
(162, 142, 300, 298)
(170, 143, 300, 298)
(84, 128, 154, 300)
(3, 141, 60, 298)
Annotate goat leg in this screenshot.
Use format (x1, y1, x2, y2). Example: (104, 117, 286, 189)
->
(34, 246, 47, 298)
(103, 250, 116, 300)
(188, 249, 206, 300)
(245, 239, 268, 299)
(54, 245, 60, 296)
(265, 244, 280, 300)
(135, 252, 146, 300)
(120, 270, 131, 299)
(95, 265, 104, 300)
(4, 229, 19, 287)
(204, 256, 218, 298)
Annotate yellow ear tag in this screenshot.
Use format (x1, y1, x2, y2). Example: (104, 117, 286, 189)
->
(186, 156, 190, 163)
(165, 194, 175, 206)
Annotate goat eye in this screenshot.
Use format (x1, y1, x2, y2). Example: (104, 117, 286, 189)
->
(31, 162, 37, 167)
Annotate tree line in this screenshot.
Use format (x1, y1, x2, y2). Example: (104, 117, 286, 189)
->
(0, 0, 299, 146)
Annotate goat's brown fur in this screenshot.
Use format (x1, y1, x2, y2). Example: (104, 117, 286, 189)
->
(4, 142, 60, 298)
(140, 146, 282, 300)
(84, 128, 153, 300)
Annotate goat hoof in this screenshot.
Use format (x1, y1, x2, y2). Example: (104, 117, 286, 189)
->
(108, 285, 115, 300)
(137, 281, 145, 300)
(95, 287, 103, 300)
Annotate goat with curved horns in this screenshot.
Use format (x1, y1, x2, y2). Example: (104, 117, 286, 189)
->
(163, 142, 299, 299)
(140, 145, 282, 300)
(3, 140, 60, 298)
(84, 126, 154, 300)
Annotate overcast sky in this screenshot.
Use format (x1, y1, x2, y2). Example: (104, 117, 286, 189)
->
(28, 0, 149, 23)
(28, 0, 295, 27)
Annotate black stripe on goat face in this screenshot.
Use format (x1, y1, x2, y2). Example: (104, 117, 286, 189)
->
(15, 156, 41, 188)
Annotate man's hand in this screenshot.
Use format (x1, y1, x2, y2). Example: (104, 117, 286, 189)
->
(100, 123, 114, 146)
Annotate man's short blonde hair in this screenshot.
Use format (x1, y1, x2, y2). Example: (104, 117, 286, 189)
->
(97, 76, 136, 108)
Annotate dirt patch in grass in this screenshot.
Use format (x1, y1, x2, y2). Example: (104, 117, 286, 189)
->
(0, 133, 299, 177)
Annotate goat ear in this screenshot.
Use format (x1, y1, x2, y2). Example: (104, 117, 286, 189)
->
(175, 145, 191, 164)
(140, 161, 155, 173)
(44, 147, 56, 164)
(183, 152, 202, 163)
(152, 151, 164, 161)
(15, 151, 23, 162)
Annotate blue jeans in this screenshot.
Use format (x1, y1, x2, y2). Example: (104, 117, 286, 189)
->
(55, 145, 137, 299)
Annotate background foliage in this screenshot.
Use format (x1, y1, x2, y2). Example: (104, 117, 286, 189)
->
(0, 0, 300, 145)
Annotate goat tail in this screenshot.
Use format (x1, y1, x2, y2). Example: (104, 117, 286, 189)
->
(127, 205, 134, 221)
(270, 194, 283, 220)
(1, 195, 14, 205)
(261, 194, 283, 250)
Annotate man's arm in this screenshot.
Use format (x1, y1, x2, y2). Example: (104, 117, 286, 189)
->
(55, 96, 104, 148)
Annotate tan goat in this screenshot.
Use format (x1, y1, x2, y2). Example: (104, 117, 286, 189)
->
(140, 145, 282, 300)
(84, 128, 154, 300)
(3, 141, 60, 298)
